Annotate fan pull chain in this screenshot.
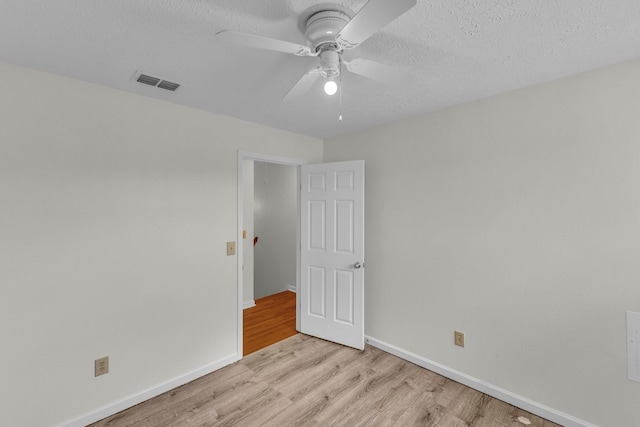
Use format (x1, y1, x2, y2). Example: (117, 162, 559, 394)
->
(338, 58, 343, 122)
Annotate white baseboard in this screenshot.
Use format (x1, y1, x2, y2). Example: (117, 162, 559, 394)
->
(58, 337, 595, 427)
(364, 336, 597, 427)
(287, 285, 296, 293)
(243, 300, 256, 309)
(57, 353, 239, 427)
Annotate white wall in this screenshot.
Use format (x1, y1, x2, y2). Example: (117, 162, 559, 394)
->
(325, 58, 640, 427)
(0, 61, 322, 427)
(242, 160, 255, 307)
(253, 162, 297, 299)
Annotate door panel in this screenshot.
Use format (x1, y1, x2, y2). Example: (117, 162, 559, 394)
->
(335, 200, 354, 253)
(300, 160, 364, 350)
(335, 270, 354, 324)
(308, 266, 326, 318)
(309, 201, 326, 250)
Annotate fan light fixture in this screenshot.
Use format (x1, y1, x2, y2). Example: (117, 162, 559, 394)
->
(216, 0, 418, 100)
(324, 80, 338, 95)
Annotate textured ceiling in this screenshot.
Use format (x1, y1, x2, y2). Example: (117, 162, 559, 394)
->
(2, 0, 640, 139)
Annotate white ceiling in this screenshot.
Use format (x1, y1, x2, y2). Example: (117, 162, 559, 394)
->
(2, 0, 640, 139)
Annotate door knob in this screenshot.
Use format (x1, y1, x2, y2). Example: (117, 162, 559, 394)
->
(354, 262, 363, 269)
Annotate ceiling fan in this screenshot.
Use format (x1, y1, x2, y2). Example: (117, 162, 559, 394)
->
(216, 0, 417, 100)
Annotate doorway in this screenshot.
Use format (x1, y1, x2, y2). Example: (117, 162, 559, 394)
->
(243, 161, 298, 355)
(237, 153, 366, 357)
(252, 161, 297, 300)
(237, 152, 306, 357)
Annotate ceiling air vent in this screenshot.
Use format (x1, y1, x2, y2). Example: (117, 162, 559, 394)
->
(157, 80, 180, 91)
(134, 72, 181, 92)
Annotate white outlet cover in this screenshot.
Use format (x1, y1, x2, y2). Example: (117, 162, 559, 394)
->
(627, 311, 640, 383)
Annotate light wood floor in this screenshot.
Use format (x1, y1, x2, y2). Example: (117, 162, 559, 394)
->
(243, 290, 297, 356)
(89, 334, 561, 427)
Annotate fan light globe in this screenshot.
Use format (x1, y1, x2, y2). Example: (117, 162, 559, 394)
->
(324, 80, 338, 95)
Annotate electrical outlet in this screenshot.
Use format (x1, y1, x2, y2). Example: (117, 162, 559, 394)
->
(227, 241, 236, 256)
(95, 356, 109, 377)
(454, 331, 465, 347)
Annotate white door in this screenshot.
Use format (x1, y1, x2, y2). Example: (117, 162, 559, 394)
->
(300, 160, 365, 350)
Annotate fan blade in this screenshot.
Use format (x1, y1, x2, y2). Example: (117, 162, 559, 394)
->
(344, 58, 410, 86)
(216, 30, 317, 57)
(336, 0, 417, 49)
(283, 69, 322, 100)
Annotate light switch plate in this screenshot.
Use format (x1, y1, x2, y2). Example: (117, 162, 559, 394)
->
(227, 241, 236, 256)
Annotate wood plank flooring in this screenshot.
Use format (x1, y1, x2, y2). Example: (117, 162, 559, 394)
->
(89, 334, 562, 427)
(243, 290, 297, 356)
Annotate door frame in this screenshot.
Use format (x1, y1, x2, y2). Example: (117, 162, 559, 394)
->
(236, 151, 306, 358)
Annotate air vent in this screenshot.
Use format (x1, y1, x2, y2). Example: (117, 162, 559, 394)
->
(157, 80, 180, 91)
(136, 74, 161, 86)
(135, 72, 181, 92)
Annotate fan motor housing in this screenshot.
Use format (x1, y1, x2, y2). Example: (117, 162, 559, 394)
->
(304, 10, 350, 51)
